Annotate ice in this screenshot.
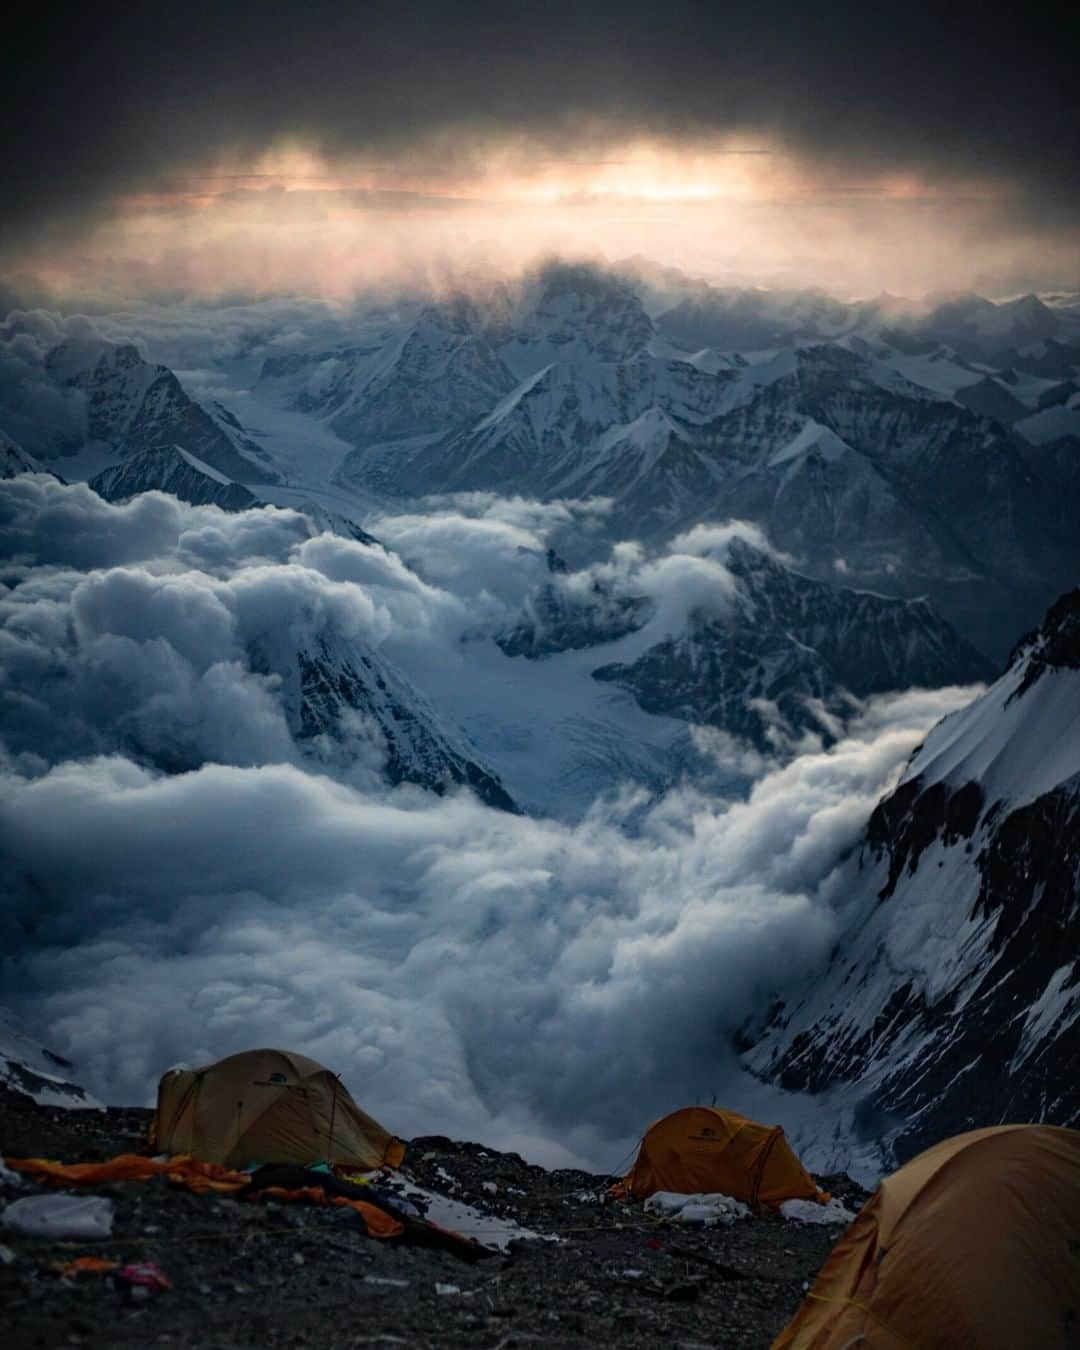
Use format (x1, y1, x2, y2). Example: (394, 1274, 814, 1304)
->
(396, 1183, 558, 1252)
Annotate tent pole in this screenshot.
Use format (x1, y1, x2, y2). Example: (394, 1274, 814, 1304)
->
(327, 1075, 340, 1166)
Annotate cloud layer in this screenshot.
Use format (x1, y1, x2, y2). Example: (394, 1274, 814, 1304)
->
(0, 473, 976, 1166)
(2, 3, 1076, 302)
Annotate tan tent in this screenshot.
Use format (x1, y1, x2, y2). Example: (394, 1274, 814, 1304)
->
(151, 1048, 405, 1172)
(772, 1124, 1080, 1349)
(612, 1106, 828, 1208)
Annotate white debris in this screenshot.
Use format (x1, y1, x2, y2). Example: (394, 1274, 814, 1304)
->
(643, 1191, 751, 1226)
(0, 1244, 16, 1265)
(2, 1194, 115, 1240)
(364, 1276, 410, 1288)
(435, 1282, 461, 1296)
(0, 1160, 26, 1189)
(435, 1167, 455, 1186)
(780, 1197, 857, 1226)
(481, 1181, 497, 1194)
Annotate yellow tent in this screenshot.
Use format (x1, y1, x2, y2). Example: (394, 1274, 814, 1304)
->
(151, 1048, 405, 1172)
(772, 1124, 1080, 1349)
(612, 1106, 828, 1208)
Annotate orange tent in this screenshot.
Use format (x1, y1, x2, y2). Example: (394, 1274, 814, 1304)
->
(612, 1106, 828, 1208)
(151, 1048, 405, 1172)
(772, 1124, 1080, 1349)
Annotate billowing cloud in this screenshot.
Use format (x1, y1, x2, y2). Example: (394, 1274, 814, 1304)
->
(0, 472, 977, 1168)
(1, 684, 969, 1168)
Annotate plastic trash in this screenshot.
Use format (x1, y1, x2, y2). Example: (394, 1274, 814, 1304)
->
(116, 1261, 172, 1297)
(2, 1194, 115, 1240)
(0, 1160, 26, 1189)
(435, 1282, 461, 1296)
(643, 1191, 750, 1225)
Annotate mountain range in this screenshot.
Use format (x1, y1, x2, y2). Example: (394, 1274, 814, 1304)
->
(250, 265, 1079, 660)
(1, 260, 1076, 1174)
(500, 537, 991, 750)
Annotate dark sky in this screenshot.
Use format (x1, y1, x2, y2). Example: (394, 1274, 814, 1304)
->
(5, 0, 1077, 249)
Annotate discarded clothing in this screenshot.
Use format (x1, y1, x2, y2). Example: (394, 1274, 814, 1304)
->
(7, 1152, 483, 1260)
(247, 1164, 416, 1220)
(7, 1154, 251, 1195)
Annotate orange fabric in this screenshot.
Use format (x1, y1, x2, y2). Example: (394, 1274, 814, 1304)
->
(249, 1185, 405, 1239)
(8, 1153, 252, 1195)
(165, 1158, 253, 1195)
(771, 1125, 1080, 1349)
(613, 1106, 827, 1208)
(51, 1257, 120, 1278)
(8, 1153, 405, 1240)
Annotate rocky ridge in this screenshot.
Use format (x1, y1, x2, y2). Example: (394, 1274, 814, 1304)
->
(745, 589, 1080, 1164)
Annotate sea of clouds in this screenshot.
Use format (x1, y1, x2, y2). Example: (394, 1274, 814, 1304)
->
(0, 472, 975, 1169)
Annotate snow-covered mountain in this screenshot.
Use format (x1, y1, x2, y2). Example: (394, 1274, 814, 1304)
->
(43, 337, 278, 483)
(307, 277, 1078, 659)
(746, 588, 1080, 1164)
(90, 445, 260, 511)
(587, 539, 991, 748)
(886, 291, 1064, 358)
(653, 284, 1078, 362)
(7, 265, 1076, 664)
(284, 631, 517, 811)
(0, 432, 54, 480)
(0, 1008, 101, 1110)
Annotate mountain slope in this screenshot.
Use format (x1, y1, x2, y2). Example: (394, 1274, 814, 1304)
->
(590, 539, 991, 748)
(746, 589, 1080, 1164)
(46, 339, 278, 484)
(1, 433, 55, 480)
(0, 1009, 102, 1110)
(282, 632, 517, 812)
(90, 445, 260, 510)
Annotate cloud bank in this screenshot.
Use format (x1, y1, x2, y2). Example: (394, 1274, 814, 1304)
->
(0, 473, 976, 1167)
(3, 3, 1076, 300)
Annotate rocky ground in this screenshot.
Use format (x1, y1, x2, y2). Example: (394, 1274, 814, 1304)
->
(0, 1087, 868, 1349)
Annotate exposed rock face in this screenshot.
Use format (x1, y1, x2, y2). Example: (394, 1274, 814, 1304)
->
(497, 585, 651, 660)
(590, 540, 991, 749)
(0, 433, 54, 480)
(328, 309, 519, 453)
(746, 589, 1080, 1165)
(0, 1008, 101, 1110)
(46, 339, 278, 484)
(90, 445, 259, 510)
(293, 634, 517, 812)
